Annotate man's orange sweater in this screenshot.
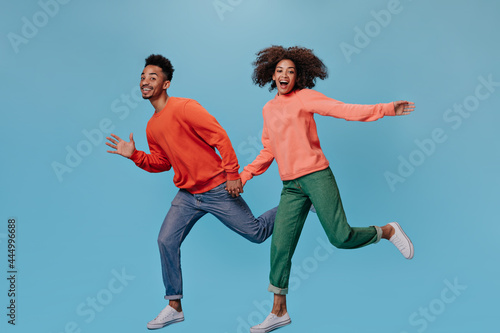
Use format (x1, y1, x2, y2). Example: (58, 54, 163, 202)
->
(130, 97, 240, 194)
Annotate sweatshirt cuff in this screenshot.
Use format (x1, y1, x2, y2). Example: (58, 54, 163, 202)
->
(129, 149, 141, 162)
(225, 171, 240, 181)
(385, 102, 396, 116)
(239, 170, 253, 186)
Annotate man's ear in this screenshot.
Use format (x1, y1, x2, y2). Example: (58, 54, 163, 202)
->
(163, 80, 171, 90)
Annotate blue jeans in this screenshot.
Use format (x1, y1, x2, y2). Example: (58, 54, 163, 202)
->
(157, 182, 277, 300)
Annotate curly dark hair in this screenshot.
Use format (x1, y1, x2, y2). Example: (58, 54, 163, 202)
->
(145, 54, 174, 81)
(252, 45, 328, 92)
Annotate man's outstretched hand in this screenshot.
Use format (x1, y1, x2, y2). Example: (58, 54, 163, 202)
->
(394, 101, 416, 116)
(225, 179, 244, 198)
(106, 133, 136, 158)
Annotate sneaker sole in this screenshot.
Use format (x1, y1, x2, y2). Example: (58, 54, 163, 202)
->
(147, 317, 184, 330)
(250, 318, 291, 333)
(390, 222, 414, 259)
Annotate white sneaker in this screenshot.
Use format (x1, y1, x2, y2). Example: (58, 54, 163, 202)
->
(250, 312, 291, 333)
(147, 305, 184, 330)
(389, 222, 414, 259)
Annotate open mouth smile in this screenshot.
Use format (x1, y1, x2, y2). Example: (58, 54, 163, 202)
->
(279, 80, 289, 89)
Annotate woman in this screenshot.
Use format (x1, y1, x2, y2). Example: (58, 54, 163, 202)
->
(240, 45, 415, 333)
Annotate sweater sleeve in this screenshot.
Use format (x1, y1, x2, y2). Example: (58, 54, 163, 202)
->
(240, 124, 275, 185)
(183, 100, 240, 180)
(301, 89, 395, 121)
(129, 132, 172, 173)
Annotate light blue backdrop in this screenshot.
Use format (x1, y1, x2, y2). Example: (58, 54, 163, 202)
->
(1, 0, 498, 332)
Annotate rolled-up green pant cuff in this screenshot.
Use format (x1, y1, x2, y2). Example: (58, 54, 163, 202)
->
(373, 226, 382, 244)
(268, 283, 288, 295)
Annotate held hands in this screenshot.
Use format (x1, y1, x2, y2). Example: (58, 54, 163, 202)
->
(225, 179, 244, 198)
(393, 101, 416, 116)
(106, 133, 136, 158)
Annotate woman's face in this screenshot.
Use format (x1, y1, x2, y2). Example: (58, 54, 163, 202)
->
(272, 59, 296, 95)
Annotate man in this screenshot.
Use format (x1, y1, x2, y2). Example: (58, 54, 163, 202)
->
(106, 54, 276, 330)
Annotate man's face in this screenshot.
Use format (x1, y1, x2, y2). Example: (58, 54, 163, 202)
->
(140, 65, 170, 99)
(272, 59, 297, 95)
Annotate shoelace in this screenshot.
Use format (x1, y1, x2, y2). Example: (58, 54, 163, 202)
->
(392, 236, 408, 252)
(264, 314, 280, 324)
(155, 309, 174, 321)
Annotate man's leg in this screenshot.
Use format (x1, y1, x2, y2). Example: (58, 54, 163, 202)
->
(199, 182, 277, 243)
(157, 189, 206, 299)
(148, 189, 206, 330)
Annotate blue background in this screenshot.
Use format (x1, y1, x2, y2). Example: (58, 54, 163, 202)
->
(1, 0, 499, 332)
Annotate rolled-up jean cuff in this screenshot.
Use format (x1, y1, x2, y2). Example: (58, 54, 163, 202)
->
(268, 283, 288, 295)
(164, 294, 183, 300)
(373, 226, 382, 244)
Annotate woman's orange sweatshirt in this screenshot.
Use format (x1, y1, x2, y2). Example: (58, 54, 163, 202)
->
(240, 89, 395, 184)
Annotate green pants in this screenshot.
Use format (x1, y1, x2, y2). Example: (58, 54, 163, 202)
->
(268, 167, 381, 295)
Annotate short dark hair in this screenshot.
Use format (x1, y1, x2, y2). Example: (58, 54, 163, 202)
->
(252, 46, 328, 91)
(144, 54, 174, 81)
